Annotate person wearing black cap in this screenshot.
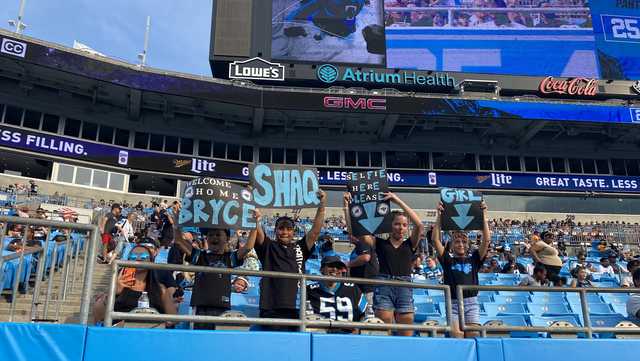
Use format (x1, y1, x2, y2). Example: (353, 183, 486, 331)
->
(253, 190, 327, 331)
(98, 203, 122, 263)
(307, 255, 367, 334)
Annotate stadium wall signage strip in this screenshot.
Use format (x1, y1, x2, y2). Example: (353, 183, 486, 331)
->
(538, 77, 599, 97)
(2, 124, 640, 194)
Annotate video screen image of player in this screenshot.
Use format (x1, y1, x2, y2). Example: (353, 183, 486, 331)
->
(271, 0, 386, 65)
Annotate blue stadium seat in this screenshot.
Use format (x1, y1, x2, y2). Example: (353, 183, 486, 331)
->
(482, 303, 528, 317)
(587, 303, 615, 315)
(600, 293, 630, 304)
(530, 315, 581, 327)
(497, 290, 530, 297)
(477, 294, 494, 303)
(530, 292, 566, 304)
(527, 303, 573, 317)
(566, 292, 603, 304)
(494, 294, 530, 304)
(590, 314, 628, 339)
(610, 302, 628, 317)
(414, 303, 441, 322)
(480, 315, 529, 327)
(413, 294, 434, 304)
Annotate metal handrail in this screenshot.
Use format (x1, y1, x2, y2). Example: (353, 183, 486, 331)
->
(0, 216, 99, 324)
(104, 260, 454, 335)
(456, 285, 640, 338)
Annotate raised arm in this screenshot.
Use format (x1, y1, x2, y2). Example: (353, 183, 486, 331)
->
(384, 192, 424, 249)
(173, 231, 195, 257)
(305, 190, 327, 251)
(478, 201, 491, 260)
(432, 202, 446, 257)
(238, 209, 261, 260)
(342, 192, 353, 237)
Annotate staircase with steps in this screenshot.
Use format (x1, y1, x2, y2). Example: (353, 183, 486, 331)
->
(0, 258, 112, 324)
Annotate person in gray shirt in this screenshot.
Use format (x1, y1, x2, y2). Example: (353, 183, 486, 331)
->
(627, 268, 640, 321)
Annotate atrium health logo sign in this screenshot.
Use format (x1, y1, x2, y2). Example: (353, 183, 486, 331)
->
(317, 64, 339, 84)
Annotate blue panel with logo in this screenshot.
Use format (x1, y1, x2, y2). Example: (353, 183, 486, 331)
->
(590, 0, 640, 80)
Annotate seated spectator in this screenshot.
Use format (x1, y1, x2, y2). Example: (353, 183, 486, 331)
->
(571, 252, 596, 275)
(626, 269, 640, 322)
(570, 266, 593, 288)
(481, 258, 500, 273)
(424, 256, 443, 281)
(307, 256, 367, 334)
(519, 264, 551, 287)
(597, 257, 615, 275)
(232, 276, 249, 294)
(608, 252, 626, 274)
(92, 244, 177, 325)
(411, 254, 426, 277)
(621, 260, 640, 288)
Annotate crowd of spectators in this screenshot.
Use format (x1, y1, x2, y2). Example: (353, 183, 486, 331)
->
(384, 0, 592, 28)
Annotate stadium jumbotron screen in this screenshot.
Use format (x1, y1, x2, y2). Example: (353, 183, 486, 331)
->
(270, 0, 640, 80)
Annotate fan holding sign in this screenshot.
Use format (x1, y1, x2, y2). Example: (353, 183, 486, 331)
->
(431, 189, 491, 339)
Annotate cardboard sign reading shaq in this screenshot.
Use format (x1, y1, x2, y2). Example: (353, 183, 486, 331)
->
(250, 164, 320, 208)
(179, 177, 256, 230)
(440, 188, 484, 231)
(347, 169, 392, 236)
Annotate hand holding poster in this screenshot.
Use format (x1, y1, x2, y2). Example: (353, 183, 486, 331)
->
(440, 188, 484, 231)
(347, 169, 392, 236)
(250, 164, 320, 208)
(179, 177, 257, 230)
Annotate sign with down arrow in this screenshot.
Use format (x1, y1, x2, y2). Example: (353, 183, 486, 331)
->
(347, 169, 392, 237)
(440, 188, 484, 231)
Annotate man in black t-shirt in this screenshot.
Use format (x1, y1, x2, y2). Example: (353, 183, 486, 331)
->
(308, 256, 367, 334)
(432, 201, 490, 339)
(98, 203, 122, 263)
(254, 190, 327, 331)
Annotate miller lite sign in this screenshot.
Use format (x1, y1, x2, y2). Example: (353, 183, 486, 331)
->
(228, 57, 285, 81)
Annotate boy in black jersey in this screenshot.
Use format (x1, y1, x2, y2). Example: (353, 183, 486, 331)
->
(432, 201, 491, 338)
(307, 255, 367, 334)
(254, 190, 327, 331)
(174, 211, 259, 330)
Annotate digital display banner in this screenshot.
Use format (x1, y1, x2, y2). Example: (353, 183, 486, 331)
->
(271, 0, 640, 80)
(2, 124, 640, 194)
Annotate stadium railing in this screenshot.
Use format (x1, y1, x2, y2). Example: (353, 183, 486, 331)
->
(103, 260, 454, 336)
(0, 216, 100, 324)
(456, 284, 640, 338)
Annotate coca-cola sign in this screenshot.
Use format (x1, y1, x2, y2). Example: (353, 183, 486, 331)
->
(538, 76, 598, 96)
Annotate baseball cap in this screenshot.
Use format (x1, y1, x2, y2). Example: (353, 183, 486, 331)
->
(321, 255, 347, 269)
(275, 216, 295, 228)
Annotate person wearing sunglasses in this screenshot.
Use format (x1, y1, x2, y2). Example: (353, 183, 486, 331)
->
(92, 244, 177, 325)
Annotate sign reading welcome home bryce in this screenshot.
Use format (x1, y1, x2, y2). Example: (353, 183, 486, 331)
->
(178, 177, 256, 230)
(440, 188, 484, 231)
(250, 164, 320, 208)
(347, 170, 392, 237)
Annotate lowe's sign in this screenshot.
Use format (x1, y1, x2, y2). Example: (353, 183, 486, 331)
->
(317, 64, 457, 89)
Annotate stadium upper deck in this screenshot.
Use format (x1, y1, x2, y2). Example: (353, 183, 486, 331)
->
(1, 27, 640, 211)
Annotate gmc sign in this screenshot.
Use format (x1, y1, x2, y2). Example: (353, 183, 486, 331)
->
(323, 96, 387, 110)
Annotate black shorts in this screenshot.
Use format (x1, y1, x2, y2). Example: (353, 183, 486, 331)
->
(259, 308, 300, 332)
(194, 306, 229, 330)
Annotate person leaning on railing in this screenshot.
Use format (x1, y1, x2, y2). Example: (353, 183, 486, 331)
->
(253, 190, 327, 332)
(432, 200, 491, 339)
(627, 269, 640, 322)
